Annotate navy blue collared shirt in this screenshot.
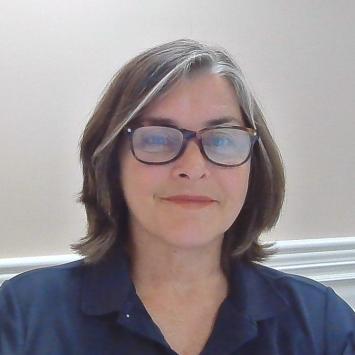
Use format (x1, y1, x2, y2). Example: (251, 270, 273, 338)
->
(1, 244, 354, 355)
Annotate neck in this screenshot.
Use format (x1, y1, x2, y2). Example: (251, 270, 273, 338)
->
(127, 235, 228, 297)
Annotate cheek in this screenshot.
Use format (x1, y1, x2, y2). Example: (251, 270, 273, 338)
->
(219, 165, 250, 209)
(120, 155, 166, 205)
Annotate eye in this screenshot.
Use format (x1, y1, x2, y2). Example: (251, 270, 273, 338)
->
(138, 133, 179, 153)
(206, 133, 235, 148)
(143, 135, 169, 145)
(211, 136, 233, 147)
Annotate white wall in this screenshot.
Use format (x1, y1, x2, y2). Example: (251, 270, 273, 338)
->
(1, 0, 354, 258)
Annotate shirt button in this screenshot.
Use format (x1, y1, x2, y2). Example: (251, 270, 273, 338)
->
(126, 314, 130, 318)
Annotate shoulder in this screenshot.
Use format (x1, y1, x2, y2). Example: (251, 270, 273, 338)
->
(253, 262, 353, 311)
(0, 259, 87, 351)
(2, 258, 85, 287)
(234, 260, 355, 329)
(228, 262, 355, 353)
(0, 259, 86, 308)
(252, 263, 355, 346)
(253, 262, 329, 294)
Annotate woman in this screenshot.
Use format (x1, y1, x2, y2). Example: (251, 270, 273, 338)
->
(0, 39, 354, 355)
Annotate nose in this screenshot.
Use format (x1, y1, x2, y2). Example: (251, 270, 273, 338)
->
(171, 139, 210, 180)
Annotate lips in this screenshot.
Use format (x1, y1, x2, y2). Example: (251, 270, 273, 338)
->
(162, 195, 216, 202)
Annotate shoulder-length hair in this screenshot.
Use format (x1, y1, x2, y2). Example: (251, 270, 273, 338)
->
(71, 39, 285, 276)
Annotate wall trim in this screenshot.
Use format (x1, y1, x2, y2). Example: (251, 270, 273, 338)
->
(1, 237, 354, 308)
(0, 237, 355, 284)
(1, 237, 355, 286)
(263, 237, 355, 283)
(0, 254, 81, 285)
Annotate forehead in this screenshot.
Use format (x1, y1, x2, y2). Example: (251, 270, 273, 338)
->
(138, 73, 244, 128)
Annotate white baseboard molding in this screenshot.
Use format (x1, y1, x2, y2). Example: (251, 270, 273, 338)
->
(0, 254, 81, 285)
(263, 237, 355, 309)
(264, 237, 355, 283)
(1, 237, 355, 308)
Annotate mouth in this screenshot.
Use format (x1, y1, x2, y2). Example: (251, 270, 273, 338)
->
(161, 195, 217, 209)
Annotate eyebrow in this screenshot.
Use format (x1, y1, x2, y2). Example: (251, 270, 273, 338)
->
(137, 116, 243, 128)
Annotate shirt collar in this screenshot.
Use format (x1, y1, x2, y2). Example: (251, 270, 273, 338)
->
(200, 260, 290, 353)
(81, 242, 134, 315)
(81, 243, 289, 321)
(228, 259, 290, 321)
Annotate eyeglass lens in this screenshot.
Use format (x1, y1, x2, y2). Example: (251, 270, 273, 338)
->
(131, 126, 254, 166)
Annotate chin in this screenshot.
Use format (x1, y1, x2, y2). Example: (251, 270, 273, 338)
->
(159, 228, 224, 250)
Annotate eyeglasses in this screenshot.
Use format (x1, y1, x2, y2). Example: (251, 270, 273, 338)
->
(125, 125, 258, 167)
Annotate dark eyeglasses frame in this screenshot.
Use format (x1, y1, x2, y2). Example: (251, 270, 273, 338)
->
(124, 124, 259, 167)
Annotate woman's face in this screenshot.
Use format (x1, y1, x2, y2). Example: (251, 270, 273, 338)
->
(119, 73, 251, 251)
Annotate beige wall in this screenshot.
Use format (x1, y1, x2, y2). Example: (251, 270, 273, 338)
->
(1, 0, 354, 258)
